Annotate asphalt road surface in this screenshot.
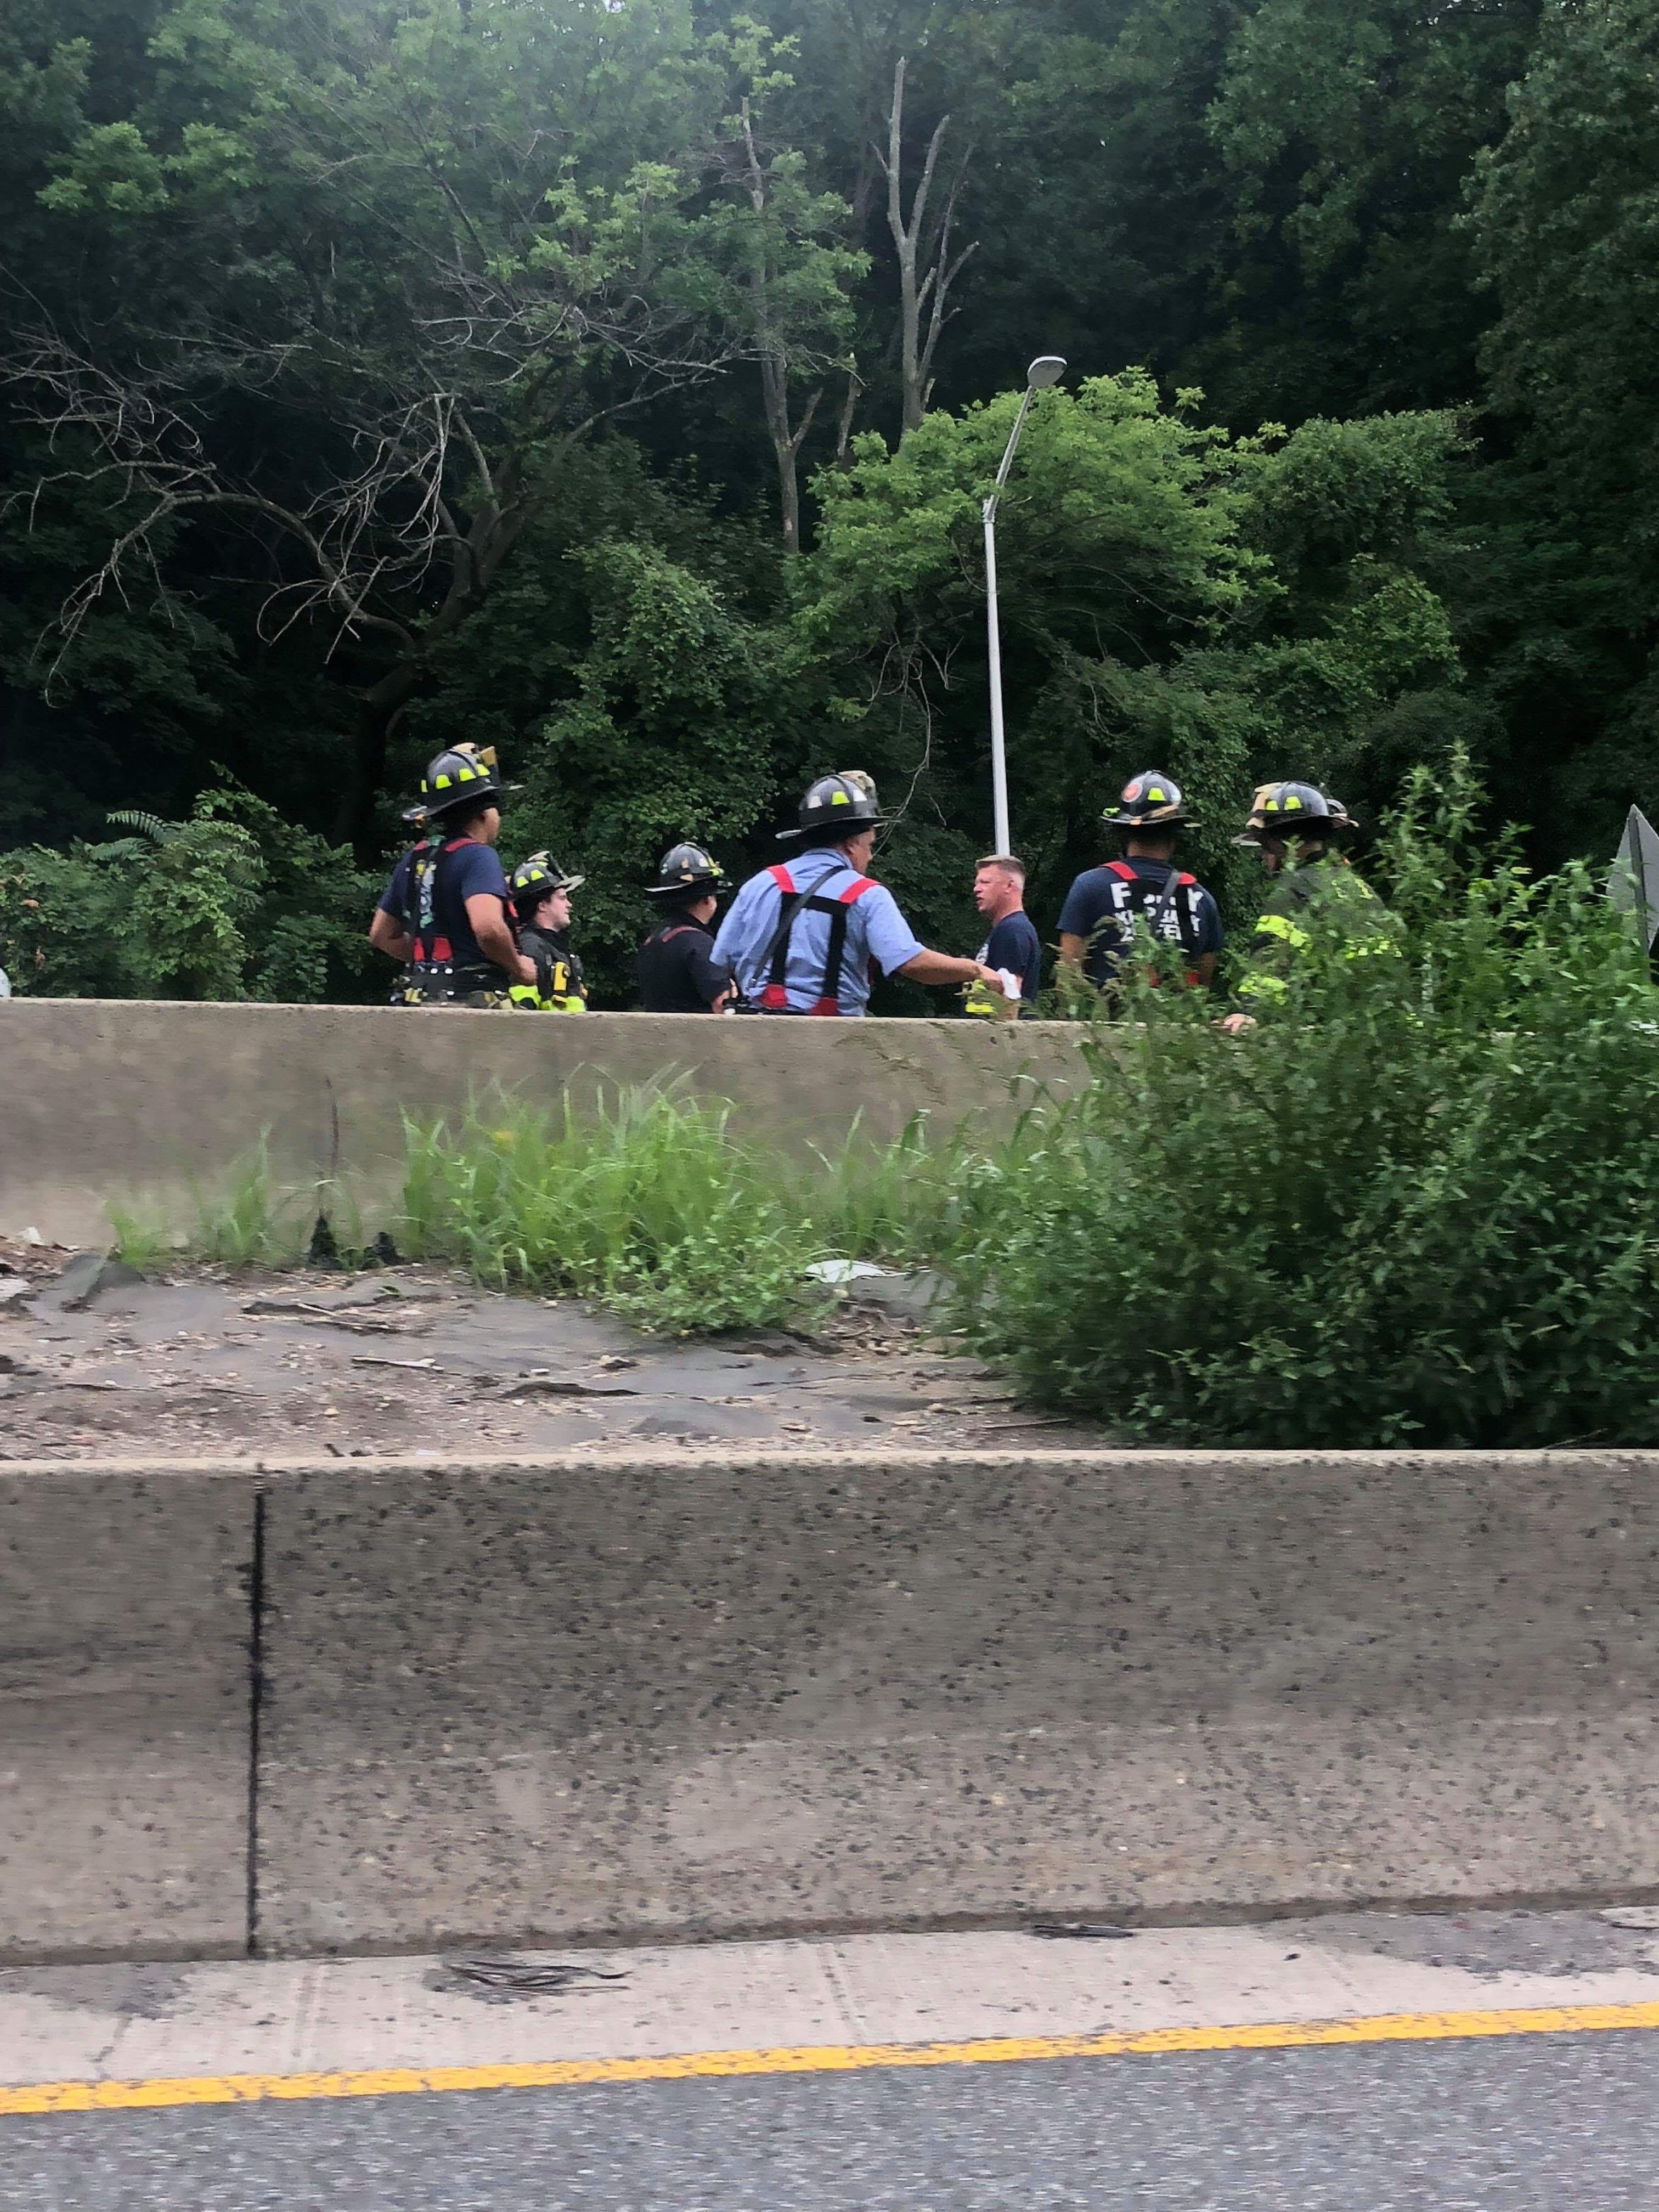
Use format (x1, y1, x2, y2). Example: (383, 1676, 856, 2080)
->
(5, 2029, 1658, 2211)
(8, 1915, 1659, 2209)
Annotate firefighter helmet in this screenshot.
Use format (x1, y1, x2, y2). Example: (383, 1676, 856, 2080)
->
(1102, 769, 1198, 831)
(646, 842, 726, 897)
(1235, 780, 1342, 847)
(402, 743, 518, 827)
(778, 770, 891, 844)
(509, 851, 584, 916)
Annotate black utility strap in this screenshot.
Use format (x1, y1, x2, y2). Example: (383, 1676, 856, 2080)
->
(759, 890, 814, 992)
(816, 898, 853, 1007)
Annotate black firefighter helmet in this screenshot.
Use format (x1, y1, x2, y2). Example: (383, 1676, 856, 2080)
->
(509, 851, 584, 917)
(1235, 780, 1348, 847)
(778, 769, 891, 844)
(646, 842, 727, 898)
(402, 743, 518, 827)
(1102, 769, 1199, 832)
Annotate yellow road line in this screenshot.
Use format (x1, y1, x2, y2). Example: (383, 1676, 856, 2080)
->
(6, 2001, 1659, 2118)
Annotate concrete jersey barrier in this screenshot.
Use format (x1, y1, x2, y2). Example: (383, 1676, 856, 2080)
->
(3, 1449, 1657, 1963)
(0, 1000, 1087, 1248)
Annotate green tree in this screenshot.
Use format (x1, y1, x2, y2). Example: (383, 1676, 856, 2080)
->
(1458, 0, 1659, 854)
(0, 787, 373, 999)
(1203, 0, 1543, 420)
(3, 0, 793, 852)
(793, 373, 1466, 953)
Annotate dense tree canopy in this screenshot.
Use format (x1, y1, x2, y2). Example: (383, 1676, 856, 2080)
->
(1, 0, 1652, 1002)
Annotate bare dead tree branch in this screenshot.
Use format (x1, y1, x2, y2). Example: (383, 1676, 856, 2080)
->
(874, 57, 977, 441)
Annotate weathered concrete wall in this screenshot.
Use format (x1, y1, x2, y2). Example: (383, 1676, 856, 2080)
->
(3, 1450, 1658, 1962)
(0, 1001, 1086, 1248)
(0, 1468, 252, 1962)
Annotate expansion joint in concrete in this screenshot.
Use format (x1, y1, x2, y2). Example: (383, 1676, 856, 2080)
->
(244, 1490, 268, 1960)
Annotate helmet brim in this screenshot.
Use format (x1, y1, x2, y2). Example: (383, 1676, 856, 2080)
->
(410, 780, 519, 824)
(1104, 812, 1199, 832)
(645, 878, 722, 896)
(778, 815, 890, 843)
(1237, 821, 1342, 847)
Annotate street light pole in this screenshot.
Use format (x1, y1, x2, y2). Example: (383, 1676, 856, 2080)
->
(983, 354, 1065, 856)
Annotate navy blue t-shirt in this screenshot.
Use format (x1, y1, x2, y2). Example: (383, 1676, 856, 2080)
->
(378, 836, 511, 973)
(976, 909, 1043, 1013)
(1057, 857, 1223, 986)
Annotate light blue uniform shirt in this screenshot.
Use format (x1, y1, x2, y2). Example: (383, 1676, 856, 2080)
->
(713, 845, 924, 1015)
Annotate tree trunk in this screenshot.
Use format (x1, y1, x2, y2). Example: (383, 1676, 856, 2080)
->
(336, 662, 424, 860)
(333, 493, 531, 858)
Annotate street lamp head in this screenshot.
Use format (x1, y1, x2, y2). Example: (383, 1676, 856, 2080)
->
(1026, 355, 1066, 390)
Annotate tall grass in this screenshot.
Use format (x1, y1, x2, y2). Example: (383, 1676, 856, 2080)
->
(400, 1087, 822, 1335)
(109, 1143, 302, 1269)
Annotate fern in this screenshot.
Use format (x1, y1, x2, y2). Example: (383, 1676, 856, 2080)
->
(104, 810, 177, 845)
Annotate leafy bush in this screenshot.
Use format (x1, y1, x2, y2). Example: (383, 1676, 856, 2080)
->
(0, 787, 377, 1001)
(947, 760, 1659, 1446)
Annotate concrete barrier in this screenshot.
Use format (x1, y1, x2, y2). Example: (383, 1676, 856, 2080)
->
(0, 1001, 1087, 1248)
(5, 1450, 1658, 1962)
(0, 1468, 252, 1963)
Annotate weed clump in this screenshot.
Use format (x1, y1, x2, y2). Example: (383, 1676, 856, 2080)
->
(400, 1087, 813, 1336)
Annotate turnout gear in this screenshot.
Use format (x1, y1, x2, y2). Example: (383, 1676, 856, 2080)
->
(511, 922, 588, 1012)
(1238, 854, 1398, 1005)
(637, 906, 731, 1011)
(391, 831, 515, 1006)
(1103, 770, 1199, 832)
(750, 859, 879, 1013)
(778, 771, 890, 845)
(509, 851, 584, 916)
(1235, 780, 1341, 847)
(646, 843, 726, 899)
(403, 743, 514, 827)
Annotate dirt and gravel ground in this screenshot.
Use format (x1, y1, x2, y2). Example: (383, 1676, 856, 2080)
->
(0, 1235, 1110, 1462)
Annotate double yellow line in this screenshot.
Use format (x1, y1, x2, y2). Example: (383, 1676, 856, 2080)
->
(6, 2001, 1659, 2118)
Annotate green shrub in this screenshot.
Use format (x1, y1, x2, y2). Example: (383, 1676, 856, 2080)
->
(0, 788, 376, 1002)
(947, 761, 1659, 1446)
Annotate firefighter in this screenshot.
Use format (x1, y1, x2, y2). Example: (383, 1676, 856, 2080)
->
(1057, 770, 1223, 996)
(712, 772, 1002, 1015)
(1221, 780, 1397, 1031)
(507, 853, 588, 1011)
(368, 744, 535, 1006)
(637, 843, 733, 1012)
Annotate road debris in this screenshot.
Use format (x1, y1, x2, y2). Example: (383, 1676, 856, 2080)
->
(487, 1373, 639, 1398)
(440, 1956, 630, 1996)
(2, 1259, 1115, 1460)
(36, 1252, 144, 1314)
(1029, 1921, 1136, 1940)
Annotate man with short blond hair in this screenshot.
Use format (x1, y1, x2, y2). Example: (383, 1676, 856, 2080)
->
(965, 853, 1042, 1019)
